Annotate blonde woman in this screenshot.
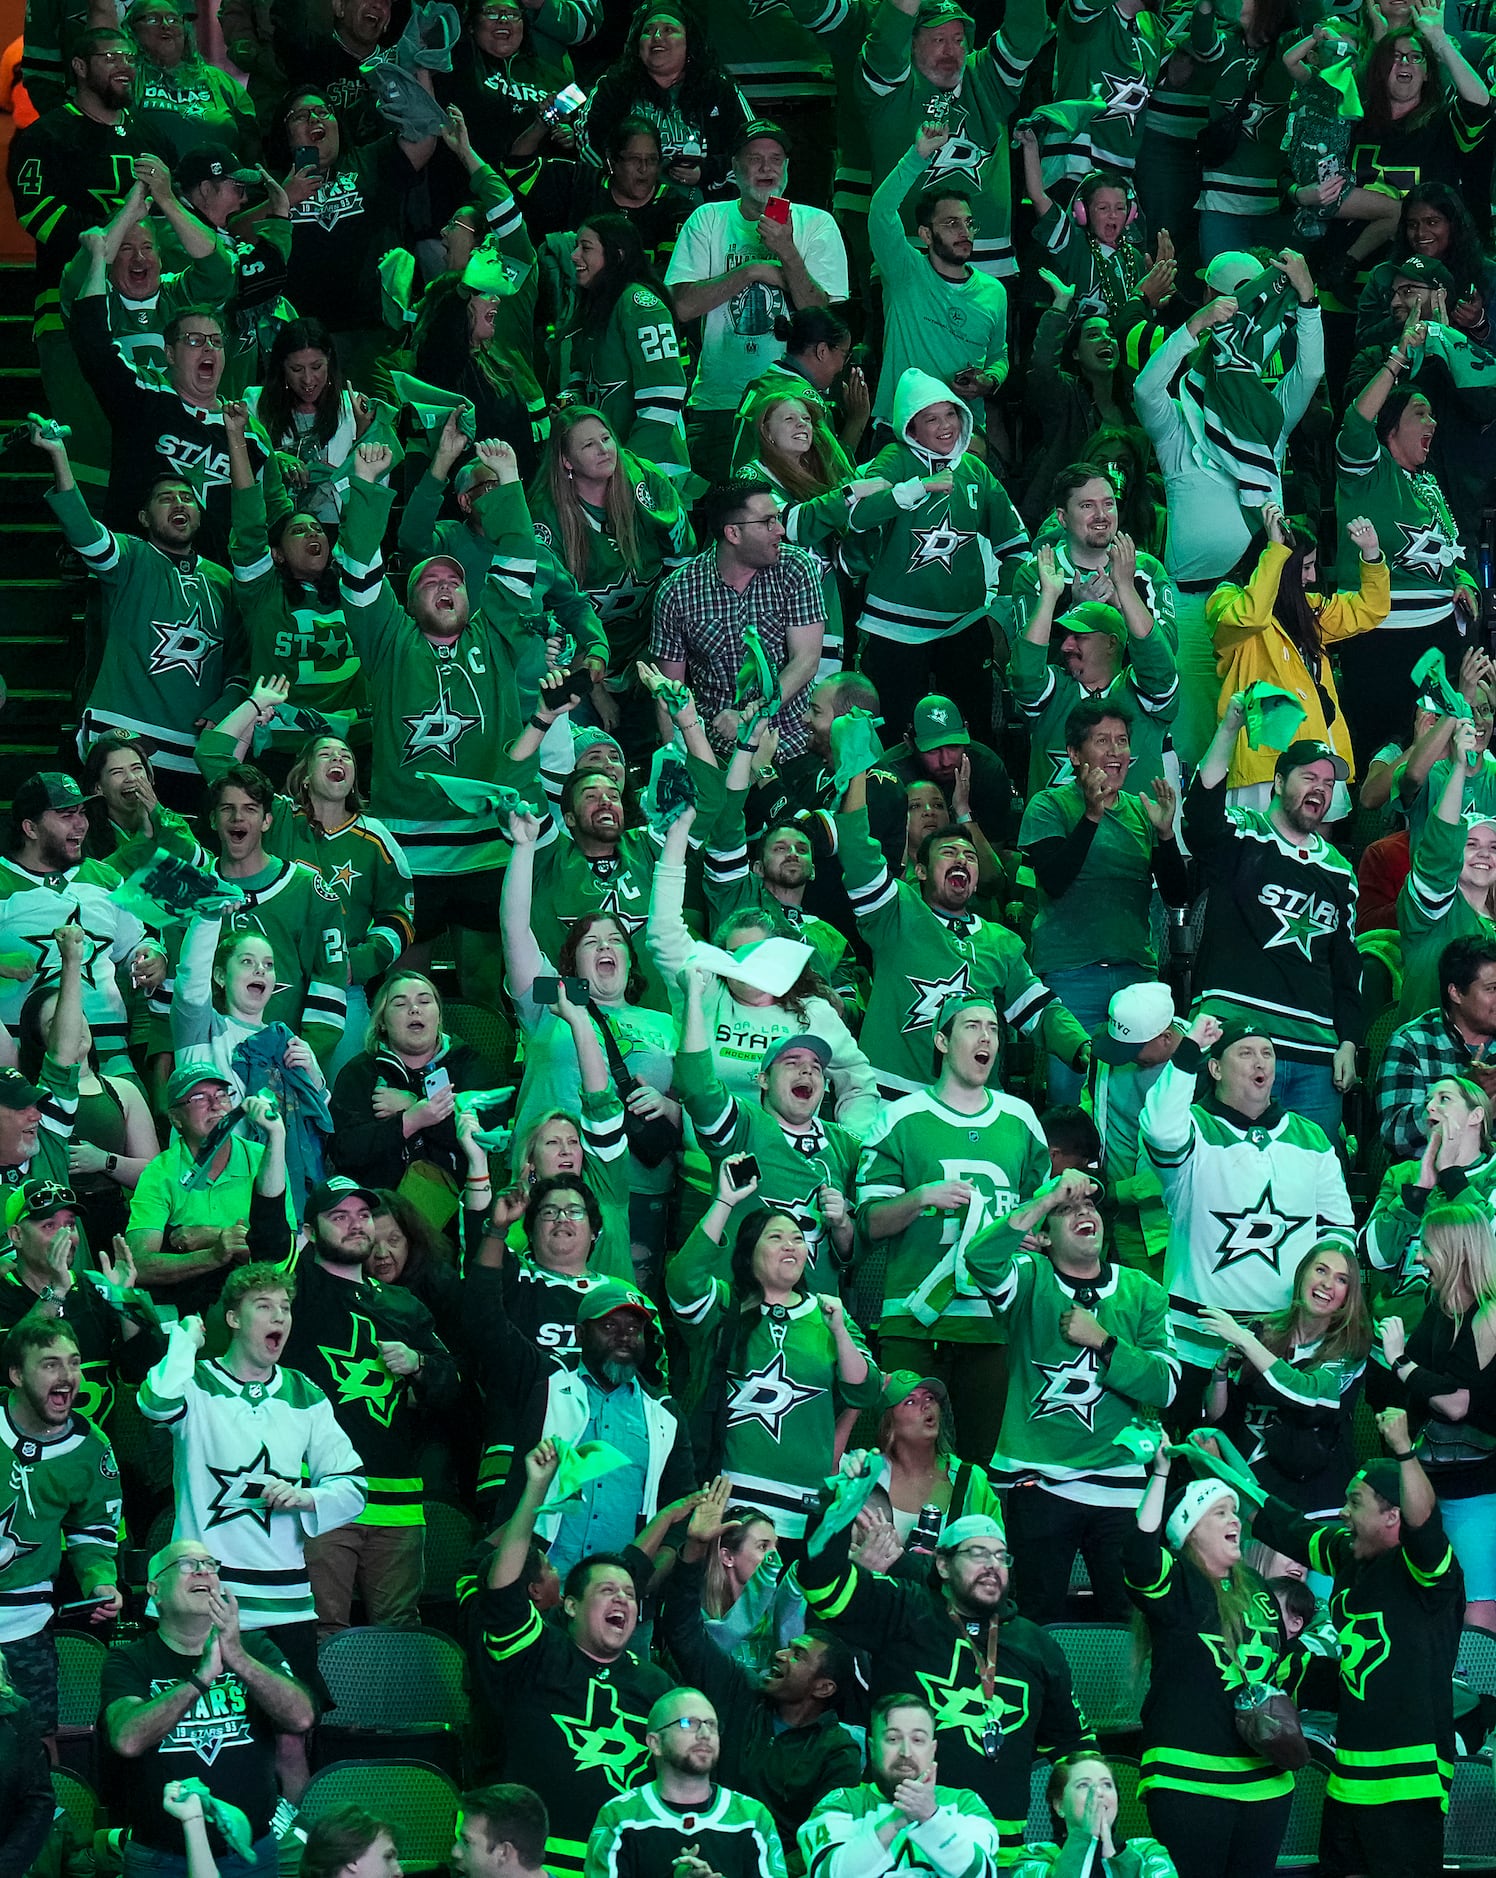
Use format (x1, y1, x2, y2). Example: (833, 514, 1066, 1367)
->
(1380, 1196, 1496, 1627)
(1125, 1451, 1291, 1878)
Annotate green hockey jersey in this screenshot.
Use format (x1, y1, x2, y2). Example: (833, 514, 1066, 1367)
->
(563, 288, 690, 480)
(334, 474, 544, 876)
(967, 1217, 1178, 1499)
(140, 1323, 367, 1627)
(667, 1221, 882, 1535)
(0, 1400, 119, 1641)
(197, 730, 415, 987)
(1009, 620, 1179, 800)
(674, 1046, 861, 1292)
(1050, 0, 1169, 176)
(588, 1781, 788, 1878)
(1333, 406, 1475, 629)
(48, 481, 234, 780)
(212, 857, 348, 1065)
(530, 453, 695, 675)
(835, 803, 1089, 1095)
(857, 0, 1048, 277)
(858, 1087, 1051, 1342)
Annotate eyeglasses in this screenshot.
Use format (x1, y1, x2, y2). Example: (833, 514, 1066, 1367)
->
(134, 9, 183, 22)
(475, 4, 523, 15)
(285, 104, 330, 125)
(178, 1087, 233, 1109)
(536, 1203, 588, 1222)
(165, 1555, 220, 1575)
(735, 516, 784, 529)
(665, 1716, 719, 1735)
(177, 332, 225, 350)
(954, 1545, 1013, 1567)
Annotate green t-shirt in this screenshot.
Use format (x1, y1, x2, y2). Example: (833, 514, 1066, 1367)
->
(1019, 785, 1158, 975)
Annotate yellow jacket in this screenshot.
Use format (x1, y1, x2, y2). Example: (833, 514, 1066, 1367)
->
(1209, 542, 1391, 788)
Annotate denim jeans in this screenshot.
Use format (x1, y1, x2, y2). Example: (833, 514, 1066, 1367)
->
(1271, 1056, 1342, 1141)
(123, 1832, 279, 1878)
(1046, 964, 1153, 1105)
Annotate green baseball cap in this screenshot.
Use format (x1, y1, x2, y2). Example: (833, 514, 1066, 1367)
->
(913, 695, 970, 752)
(1058, 601, 1127, 643)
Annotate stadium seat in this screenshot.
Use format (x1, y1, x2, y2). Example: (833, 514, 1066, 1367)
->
(1276, 1761, 1326, 1870)
(1445, 1756, 1496, 1868)
(296, 1759, 460, 1871)
(422, 1500, 480, 1628)
(315, 1625, 470, 1774)
(441, 999, 516, 1081)
(50, 1765, 100, 1843)
(55, 1629, 108, 1785)
(1455, 1624, 1496, 1698)
(1046, 1625, 1143, 1737)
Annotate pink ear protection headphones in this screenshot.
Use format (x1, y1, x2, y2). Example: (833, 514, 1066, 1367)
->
(1071, 171, 1139, 230)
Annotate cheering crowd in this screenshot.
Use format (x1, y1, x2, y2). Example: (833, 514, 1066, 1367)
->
(3, 0, 1496, 1873)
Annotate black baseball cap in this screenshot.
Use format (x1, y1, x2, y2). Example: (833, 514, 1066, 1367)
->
(12, 772, 86, 827)
(176, 146, 260, 195)
(304, 1176, 380, 1224)
(1274, 739, 1349, 784)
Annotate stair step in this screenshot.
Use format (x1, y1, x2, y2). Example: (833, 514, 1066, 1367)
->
(0, 634, 74, 689)
(3, 687, 71, 728)
(0, 370, 45, 420)
(0, 582, 77, 638)
(0, 748, 69, 800)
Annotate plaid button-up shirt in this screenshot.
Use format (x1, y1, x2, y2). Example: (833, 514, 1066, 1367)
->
(1376, 1009, 1494, 1158)
(649, 544, 825, 757)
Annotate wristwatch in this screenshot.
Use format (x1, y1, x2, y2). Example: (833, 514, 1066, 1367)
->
(104, 1153, 118, 1175)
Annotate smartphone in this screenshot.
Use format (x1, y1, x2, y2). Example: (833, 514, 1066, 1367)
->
(424, 1066, 452, 1098)
(732, 1153, 761, 1183)
(544, 81, 586, 123)
(292, 145, 320, 173)
(764, 196, 791, 225)
(549, 665, 595, 707)
(534, 975, 590, 1006)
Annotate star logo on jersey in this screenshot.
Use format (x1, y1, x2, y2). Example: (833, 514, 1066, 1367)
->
(901, 964, 974, 1035)
(318, 1313, 401, 1428)
(1207, 323, 1259, 375)
(925, 133, 990, 191)
(908, 520, 975, 575)
(1030, 1349, 1106, 1429)
(14, 912, 112, 993)
(552, 1680, 651, 1793)
(1239, 98, 1272, 139)
(205, 1444, 278, 1531)
(586, 569, 653, 627)
(296, 175, 366, 233)
(915, 1645, 1031, 1751)
(1209, 1182, 1310, 1273)
(1045, 746, 1076, 787)
(325, 861, 358, 893)
(1395, 520, 1462, 578)
(0, 1498, 41, 1574)
(89, 153, 139, 219)
(1201, 1626, 1278, 1690)
(1260, 885, 1338, 960)
(587, 885, 647, 937)
(401, 693, 481, 765)
(148, 605, 216, 680)
(154, 1674, 255, 1766)
(1335, 1609, 1391, 1700)
(315, 627, 348, 660)
(1095, 70, 1152, 119)
(585, 375, 627, 409)
(726, 1351, 826, 1436)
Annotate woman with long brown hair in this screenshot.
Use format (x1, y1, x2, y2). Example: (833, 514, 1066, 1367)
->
(1202, 1243, 1372, 1515)
(1125, 1452, 1292, 1878)
(530, 404, 694, 740)
(1381, 1196, 1496, 1627)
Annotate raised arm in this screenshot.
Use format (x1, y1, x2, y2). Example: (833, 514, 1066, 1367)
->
(500, 809, 546, 1003)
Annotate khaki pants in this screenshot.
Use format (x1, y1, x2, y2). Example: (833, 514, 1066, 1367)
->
(306, 1521, 424, 1640)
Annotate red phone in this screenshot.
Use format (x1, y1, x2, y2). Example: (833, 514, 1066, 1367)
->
(764, 196, 791, 224)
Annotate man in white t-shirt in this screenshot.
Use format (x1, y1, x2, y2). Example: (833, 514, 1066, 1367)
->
(665, 119, 849, 480)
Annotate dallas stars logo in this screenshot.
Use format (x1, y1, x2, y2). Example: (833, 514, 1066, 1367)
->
(1395, 520, 1461, 578)
(902, 964, 973, 1035)
(914, 1643, 1030, 1750)
(154, 1674, 255, 1766)
(1334, 1609, 1391, 1700)
(586, 569, 653, 627)
(295, 176, 366, 233)
(1209, 1182, 1310, 1273)
(1239, 98, 1271, 139)
(1031, 1349, 1105, 1429)
(564, 883, 646, 937)
(553, 1680, 651, 1792)
(1095, 70, 1152, 119)
(586, 374, 627, 409)
(89, 153, 139, 219)
(1202, 1627, 1278, 1690)
(206, 1443, 278, 1531)
(909, 520, 975, 574)
(318, 1313, 401, 1428)
(15, 911, 111, 993)
(1207, 324, 1259, 374)
(1260, 886, 1337, 960)
(925, 132, 990, 191)
(150, 606, 217, 680)
(325, 861, 358, 893)
(726, 1351, 825, 1435)
(0, 1498, 41, 1573)
(402, 693, 481, 764)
